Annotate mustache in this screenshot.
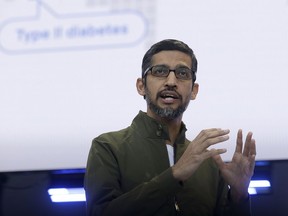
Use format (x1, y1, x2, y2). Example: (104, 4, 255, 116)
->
(156, 87, 182, 99)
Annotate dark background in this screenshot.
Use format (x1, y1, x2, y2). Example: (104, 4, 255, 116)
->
(0, 160, 287, 216)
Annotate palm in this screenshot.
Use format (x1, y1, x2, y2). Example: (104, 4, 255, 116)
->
(219, 151, 253, 191)
(213, 129, 256, 197)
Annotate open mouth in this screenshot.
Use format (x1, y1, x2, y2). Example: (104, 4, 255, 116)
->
(159, 91, 180, 101)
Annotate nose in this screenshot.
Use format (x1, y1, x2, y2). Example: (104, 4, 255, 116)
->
(164, 71, 178, 87)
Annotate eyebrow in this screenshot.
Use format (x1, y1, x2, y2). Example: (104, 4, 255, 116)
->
(154, 64, 191, 69)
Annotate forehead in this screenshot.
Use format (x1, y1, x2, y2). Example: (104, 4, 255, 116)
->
(151, 50, 192, 67)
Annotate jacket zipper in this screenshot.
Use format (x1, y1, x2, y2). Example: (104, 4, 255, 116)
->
(174, 198, 180, 212)
(173, 143, 181, 213)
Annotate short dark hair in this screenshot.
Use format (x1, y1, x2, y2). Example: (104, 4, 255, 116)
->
(141, 39, 198, 82)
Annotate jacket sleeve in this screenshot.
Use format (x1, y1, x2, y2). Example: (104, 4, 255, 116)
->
(84, 138, 182, 216)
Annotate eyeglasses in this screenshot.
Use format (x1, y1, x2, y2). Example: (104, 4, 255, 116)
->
(143, 65, 194, 80)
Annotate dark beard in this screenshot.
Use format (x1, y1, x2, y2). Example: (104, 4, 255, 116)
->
(148, 101, 186, 120)
(145, 87, 188, 120)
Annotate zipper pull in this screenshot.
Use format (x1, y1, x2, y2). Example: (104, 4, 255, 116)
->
(175, 200, 180, 212)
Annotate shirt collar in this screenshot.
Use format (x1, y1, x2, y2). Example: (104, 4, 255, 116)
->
(131, 111, 187, 144)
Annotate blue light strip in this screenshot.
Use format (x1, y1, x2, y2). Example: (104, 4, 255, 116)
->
(48, 180, 271, 202)
(248, 180, 271, 195)
(249, 180, 271, 188)
(48, 188, 86, 202)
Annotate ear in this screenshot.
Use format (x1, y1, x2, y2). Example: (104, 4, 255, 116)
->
(191, 83, 199, 100)
(136, 78, 146, 97)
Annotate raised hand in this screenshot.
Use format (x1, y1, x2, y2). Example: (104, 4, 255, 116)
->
(213, 129, 256, 202)
(172, 128, 230, 182)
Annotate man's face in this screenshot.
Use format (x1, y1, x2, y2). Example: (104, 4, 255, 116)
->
(140, 50, 199, 120)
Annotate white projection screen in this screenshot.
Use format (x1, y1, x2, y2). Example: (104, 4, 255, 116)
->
(1, 0, 288, 172)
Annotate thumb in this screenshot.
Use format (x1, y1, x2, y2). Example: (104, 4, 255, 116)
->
(213, 154, 225, 169)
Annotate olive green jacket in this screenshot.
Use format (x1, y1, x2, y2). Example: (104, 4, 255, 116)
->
(85, 111, 251, 216)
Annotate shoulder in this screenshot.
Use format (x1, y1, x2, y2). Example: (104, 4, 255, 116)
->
(91, 126, 136, 152)
(93, 126, 130, 142)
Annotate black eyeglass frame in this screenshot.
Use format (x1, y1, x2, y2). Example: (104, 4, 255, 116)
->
(143, 65, 195, 80)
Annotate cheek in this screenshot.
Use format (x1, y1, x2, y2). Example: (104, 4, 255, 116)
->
(181, 84, 194, 98)
(145, 79, 161, 97)
(183, 92, 193, 102)
(144, 84, 156, 100)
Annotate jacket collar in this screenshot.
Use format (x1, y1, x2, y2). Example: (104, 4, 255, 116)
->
(131, 111, 187, 144)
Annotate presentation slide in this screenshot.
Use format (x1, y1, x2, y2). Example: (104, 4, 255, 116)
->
(1, 0, 288, 172)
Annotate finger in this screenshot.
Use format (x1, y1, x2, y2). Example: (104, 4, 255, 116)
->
(203, 148, 227, 160)
(196, 128, 230, 149)
(206, 135, 230, 149)
(195, 128, 229, 140)
(235, 129, 243, 153)
(249, 149, 256, 173)
(243, 132, 253, 156)
(249, 138, 257, 157)
(212, 154, 225, 170)
(206, 128, 230, 138)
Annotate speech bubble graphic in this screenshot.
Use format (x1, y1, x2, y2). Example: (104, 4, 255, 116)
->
(0, 2, 148, 53)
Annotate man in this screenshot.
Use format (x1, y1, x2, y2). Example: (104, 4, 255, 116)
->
(84, 39, 256, 216)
